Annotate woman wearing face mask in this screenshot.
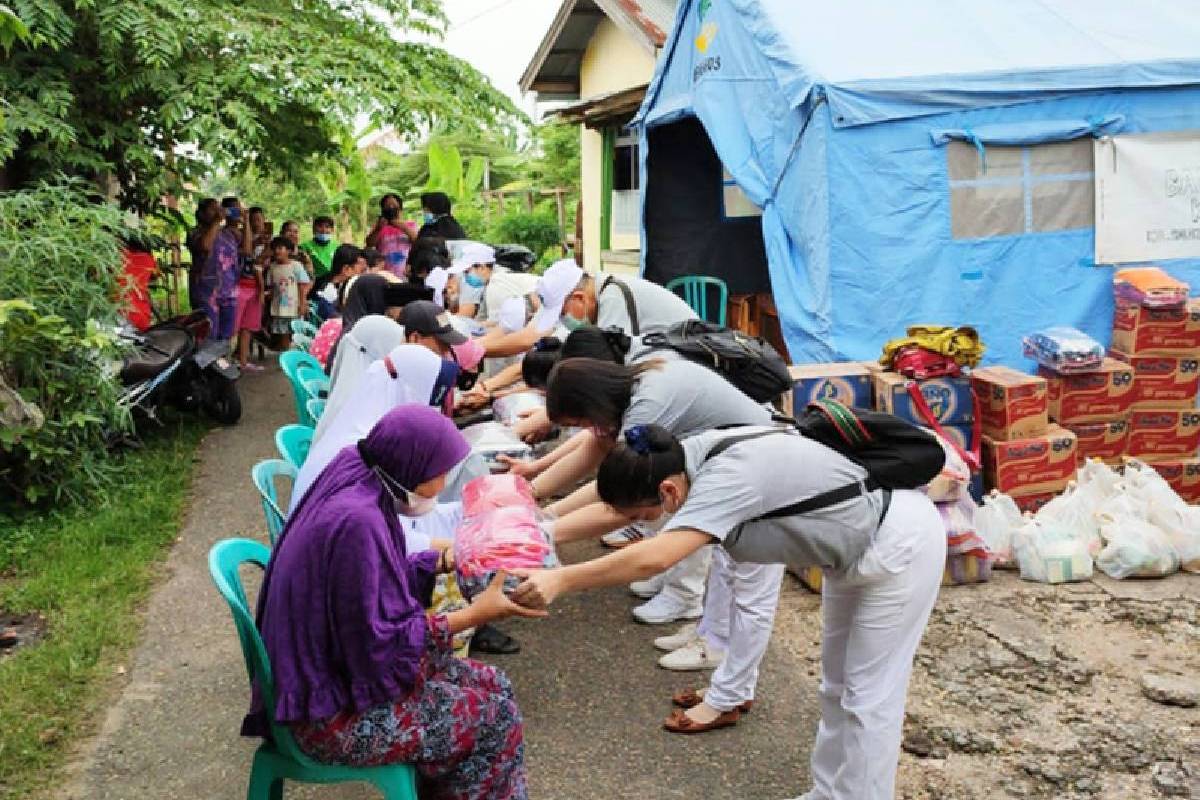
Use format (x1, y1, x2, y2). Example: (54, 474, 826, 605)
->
(366, 193, 419, 280)
(417, 192, 467, 241)
(247, 405, 542, 800)
(511, 424, 944, 800)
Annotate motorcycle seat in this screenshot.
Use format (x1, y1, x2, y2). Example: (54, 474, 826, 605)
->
(121, 326, 191, 384)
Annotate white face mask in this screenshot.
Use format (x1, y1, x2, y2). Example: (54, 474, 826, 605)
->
(372, 466, 438, 517)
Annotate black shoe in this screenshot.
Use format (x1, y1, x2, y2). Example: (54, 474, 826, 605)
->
(470, 624, 520, 655)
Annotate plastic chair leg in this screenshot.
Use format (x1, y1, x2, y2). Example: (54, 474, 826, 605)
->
(374, 773, 420, 800)
(246, 752, 283, 800)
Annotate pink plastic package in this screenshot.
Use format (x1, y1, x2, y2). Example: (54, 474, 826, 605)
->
(461, 473, 535, 516)
(454, 475, 557, 600)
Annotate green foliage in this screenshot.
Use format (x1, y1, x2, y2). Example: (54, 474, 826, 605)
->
(488, 212, 563, 260)
(0, 0, 524, 213)
(0, 181, 130, 506)
(528, 121, 582, 191)
(0, 419, 205, 798)
(0, 3, 28, 51)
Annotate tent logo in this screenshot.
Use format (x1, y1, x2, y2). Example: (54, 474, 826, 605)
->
(695, 0, 718, 53)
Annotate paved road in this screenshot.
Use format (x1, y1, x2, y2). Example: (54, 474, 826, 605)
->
(62, 364, 818, 800)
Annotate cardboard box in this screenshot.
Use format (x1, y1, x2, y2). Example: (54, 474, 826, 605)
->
(790, 362, 874, 410)
(1111, 298, 1200, 355)
(971, 366, 1048, 440)
(875, 372, 975, 425)
(1013, 491, 1062, 515)
(1064, 418, 1130, 465)
(1127, 457, 1200, 504)
(1040, 358, 1136, 423)
(1109, 350, 1200, 409)
(983, 425, 1078, 495)
(1127, 408, 1200, 460)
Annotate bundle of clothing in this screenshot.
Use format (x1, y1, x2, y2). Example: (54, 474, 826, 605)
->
(453, 475, 558, 600)
(880, 324, 985, 379)
(1022, 326, 1104, 373)
(1114, 266, 1190, 309)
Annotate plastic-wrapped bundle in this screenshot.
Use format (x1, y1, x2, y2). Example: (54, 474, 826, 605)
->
(460, 421, 532, 471)
(1114, 266, 1189, 309)
(454, 475, 558, 600)
(1022, 326, 1104, 373)
(492, 391, 545, 427)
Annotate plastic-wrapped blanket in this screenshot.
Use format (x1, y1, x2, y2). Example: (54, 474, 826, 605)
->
(1022, 327, 1104, 373)
(492, 391, 545, 427)
(454, 474, 558, 600)
(460, 421, 532, 471)
(1114, 267, 1189, 309)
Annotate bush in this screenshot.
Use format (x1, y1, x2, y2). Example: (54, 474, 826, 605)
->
(0, 181, 131, 507)
(488, 211, 562, 261)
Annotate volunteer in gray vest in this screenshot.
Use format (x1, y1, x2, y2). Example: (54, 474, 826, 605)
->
(511, 424, 944, 800)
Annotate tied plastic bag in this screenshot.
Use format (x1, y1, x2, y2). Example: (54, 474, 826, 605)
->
(1012, 519, 1094, 584)
(492, 391, 545, 427)
(1096, 517, 1180, 579)
(1022, 326, 1104, 373)
(1114, 266, 1190, 309)
(1125, 459, 1200, 572)
(925, 433, 972, 503)
(453, 475, 558, 601)
(939, 495, 988, 558)
(1035, 485, 1103, 558)
(461, 421, 532, 471)
(976, 491, 1023, 567)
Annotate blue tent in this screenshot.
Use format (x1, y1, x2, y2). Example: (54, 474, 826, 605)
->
(633, 0, 1200, 366)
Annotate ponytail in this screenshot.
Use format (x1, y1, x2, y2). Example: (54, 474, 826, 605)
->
(597, 425, 685, 507)
(561, 325, 631, 365)
(522, 337, 563, 389)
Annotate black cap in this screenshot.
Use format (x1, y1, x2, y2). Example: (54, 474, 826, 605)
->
(402, 300, 467, 346)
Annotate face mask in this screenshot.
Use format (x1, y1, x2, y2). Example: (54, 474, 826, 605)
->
(561, 313, 586, 332)
(382, 207, 400, 221)
(314, 232, 332, 244)
(372, 465, 438, 517)
(464, 272, 486, 289)
(423, 213, 436, 224)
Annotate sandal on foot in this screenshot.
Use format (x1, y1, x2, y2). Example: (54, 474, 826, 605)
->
(469, 624, 520, 655)
(671, 688, 753, 713)
(663, 707, 740, 735)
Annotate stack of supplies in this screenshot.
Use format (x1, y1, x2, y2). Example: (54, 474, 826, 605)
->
(1039, 358, 1135, 466)
(1023, 327, 1105, 374)
(789, 362, 874, 410)
(454, 474, 558, 600)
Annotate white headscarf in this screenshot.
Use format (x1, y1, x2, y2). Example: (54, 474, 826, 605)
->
(291, 345, 443, 512)
(316, 315, 406, 442)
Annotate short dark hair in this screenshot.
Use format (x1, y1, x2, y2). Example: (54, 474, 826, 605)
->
(408, 236, 449, 279)
(313, 216, 335, 228)
(269, 236, 290, 251)
(379, 193, 403, 210)
(221, 196, 239, 208)
(597, 425, 686, 508)
(282, 219, 299, 232)
(545, 358, 660, 429)
(522, 337, 563, 389)
(362, 247, 385, 267)
(420, 191, 452, 216)
(561, 326, 631, 364)
(331, 243, 362, 274)
(248, 206, 265, 217)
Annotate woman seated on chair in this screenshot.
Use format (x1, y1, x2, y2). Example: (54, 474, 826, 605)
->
(245, 404, 543, 800)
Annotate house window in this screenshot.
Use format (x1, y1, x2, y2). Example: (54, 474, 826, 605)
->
(722, 169, 762, 219)
(948, 139, 1094, 240)
(612, 132, 640, 235)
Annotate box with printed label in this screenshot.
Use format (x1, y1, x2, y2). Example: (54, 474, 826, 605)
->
(790, 363, 874, 411)
(1109, 350, 1200, 409)
(970, 366, 1048, 440)
(1111, 298, 1200, 355)
(1064, 418, 1130, 465)
(983, 425, 1078, 495)
(1039, 358, 1136, 423)
(874, 372, 975, 425)
(1126, 457, 1200, 504)
(1126, 408, 1200, 460)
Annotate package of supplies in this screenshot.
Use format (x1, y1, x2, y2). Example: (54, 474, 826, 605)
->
(1127, 408, 1200, 460)
(1132, 457, 1200, 504)
(1065, 418, 1130, 465)
(1040, 358, 1136, 423)
(1111, 299, 1200, 355)
(454, 475, 558, 601)
(940, 494, 989, 559)
(925, 433, 973, 503)
(492, 391, 546, 427)
(983, 425, 1077, 495)
(1012, 519, 1094, 584)
(1113, 266, 1190, 309)
(1095, 516, 1180, 579)
(1034, 483, 1103, 558)
(1023, 327, 1105, 374)
(1109, 350, 1200, 409)
(460, 421, 533, 471)
(874, 372, 975, 425)
(1013, 491, 1059, 515)
(976, 491, 1023, 567)
(789, 362, 873, 409)
(1123, 459, 1200, 571)
(943, 554, 993, 586)
(971, 366, 1048, 441)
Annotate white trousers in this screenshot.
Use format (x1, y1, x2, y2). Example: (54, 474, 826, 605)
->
(698, 546, 785, 711)
(657, 543, 712, 607)
(808, 490, 945, 800)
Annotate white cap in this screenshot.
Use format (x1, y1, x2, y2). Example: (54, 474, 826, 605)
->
(426, 266, 448, 307)
(498, 296, 526, 333)
(451, 241, 495, 273)
(533, 259, 583, 333)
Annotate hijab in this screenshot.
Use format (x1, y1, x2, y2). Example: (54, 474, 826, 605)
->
(246, 405, 469, 732)
(317, 315, 406, 441)
(291, 345, 449, 511)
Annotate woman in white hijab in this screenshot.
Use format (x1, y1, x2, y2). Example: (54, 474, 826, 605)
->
(314, 315, 407, 442)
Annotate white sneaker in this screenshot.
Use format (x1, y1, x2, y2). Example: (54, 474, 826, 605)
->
(629, 572, 667, 599)
(658, 636, 725, 671)
(631, 592, 703, 625)
(602, 522, 651, 549)
(654, 622, 699, 652)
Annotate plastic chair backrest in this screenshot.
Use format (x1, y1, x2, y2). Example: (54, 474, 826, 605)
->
(250, 459, 296, 546)
(207, 538, 316, 766)
(306, 300, 321, 328)
(290, 319, 318, 338)
(275, 424, 314, 469)
(306, 399, 326, 425)
(666, 275, 729, 326)
(291, 334, 313, 353)
(280, 351, 323, 422)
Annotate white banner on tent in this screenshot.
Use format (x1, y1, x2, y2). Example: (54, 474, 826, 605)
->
(1095, 131, 1200, 264)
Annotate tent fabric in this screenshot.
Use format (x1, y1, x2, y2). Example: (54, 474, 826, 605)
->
(635, 0, 1200, 366)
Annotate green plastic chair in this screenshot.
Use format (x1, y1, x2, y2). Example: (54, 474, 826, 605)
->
(208, 539, 420, 800)
(306, 300, 322, 328)
(306, 399, 326, 426)
(280, 351, 323, 423)
(250, 459, 296, 546)
(290, 319, 319, 339)
(291, 333, 313, 353)
(666, 275, 729, 326)
(275, 424, 313, 469)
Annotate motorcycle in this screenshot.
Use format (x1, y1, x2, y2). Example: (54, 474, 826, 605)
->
(117, 311, 242, 425)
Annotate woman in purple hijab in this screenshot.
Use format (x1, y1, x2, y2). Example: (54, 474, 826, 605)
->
(246, 404, 542, 800)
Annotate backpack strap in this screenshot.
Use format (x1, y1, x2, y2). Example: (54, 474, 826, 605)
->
(601, 275, 640, 335)
(904, 382, 982, 470)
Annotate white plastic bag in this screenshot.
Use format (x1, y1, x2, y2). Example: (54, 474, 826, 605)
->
(1012, 518, 1094, 584)
(925, 433, 972, 503)
(1096, 517, 1180, 579)
(976, 491, 1023, 566)
(1035, 485, 1103, 557)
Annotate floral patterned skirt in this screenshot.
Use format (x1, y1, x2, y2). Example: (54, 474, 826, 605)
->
(291, 615, 527, 800)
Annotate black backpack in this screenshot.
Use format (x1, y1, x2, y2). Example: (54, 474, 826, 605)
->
(708, 400, 945, 520)
(639, 319, 793, 403)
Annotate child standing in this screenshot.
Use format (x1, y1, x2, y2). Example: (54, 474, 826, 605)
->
(267, 236, 312, 351)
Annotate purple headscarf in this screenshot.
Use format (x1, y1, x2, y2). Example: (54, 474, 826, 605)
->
(243, 404, 470, 735)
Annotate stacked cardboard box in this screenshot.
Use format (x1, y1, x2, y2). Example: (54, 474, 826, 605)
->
(1039, 357, 1134, 465)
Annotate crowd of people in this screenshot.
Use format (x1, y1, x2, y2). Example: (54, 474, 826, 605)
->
(208, 189, 945, 800)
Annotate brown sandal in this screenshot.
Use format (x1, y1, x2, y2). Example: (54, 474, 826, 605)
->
(671, 688, 753, 713)
(663, 707, 740, 735)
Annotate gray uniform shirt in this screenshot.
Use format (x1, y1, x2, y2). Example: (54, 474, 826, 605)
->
(670, 427, 887, 571)
(596, 275, 696, 335)
(621, 359, 773, 438)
